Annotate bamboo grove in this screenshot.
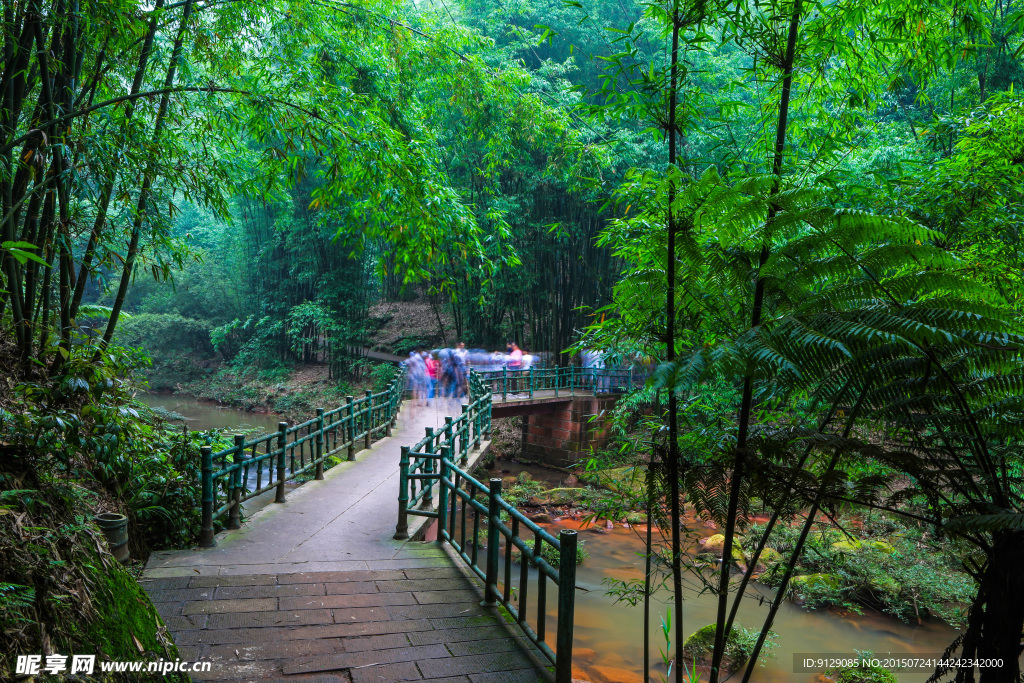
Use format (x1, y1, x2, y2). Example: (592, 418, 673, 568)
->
(4, 0, 1024, 681)
(582, 0, 1024, 681)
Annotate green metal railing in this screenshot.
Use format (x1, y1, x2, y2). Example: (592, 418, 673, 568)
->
(198, 368, 407, 546)
(396, 371, 577, 682)
(480, 365, 646, 402)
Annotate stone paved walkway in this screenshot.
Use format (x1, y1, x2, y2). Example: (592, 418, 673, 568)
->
(141, 400, 547, 682)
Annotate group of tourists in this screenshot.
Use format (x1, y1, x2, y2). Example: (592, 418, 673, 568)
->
(404, 341, 535, 411)
(404, 342, 659, 413)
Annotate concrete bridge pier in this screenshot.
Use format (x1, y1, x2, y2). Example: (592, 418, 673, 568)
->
(493, 394, 618, 467)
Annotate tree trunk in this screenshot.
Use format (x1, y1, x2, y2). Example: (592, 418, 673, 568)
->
(969, 529, 1024, 683)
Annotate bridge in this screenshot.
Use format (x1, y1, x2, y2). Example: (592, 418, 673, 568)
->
(142, 368, 637, 682)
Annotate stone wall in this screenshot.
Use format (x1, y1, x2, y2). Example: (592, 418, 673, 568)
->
(519, 395, 618, 467)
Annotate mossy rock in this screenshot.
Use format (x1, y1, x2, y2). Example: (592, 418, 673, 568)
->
(830, 661, 900, 683)
(582, 466, 647, 498)
(625, 511, 648, 526)
(78, 559, 183, 676)
(680, 623, 759, 673)
(681, 623, 721, 657)
(759, 547, 782, 566)
(832, 538, 895, 555)
(752, 547, 782, 572)
(831, 539, 863, 553)
(703, 533, 726, 554)
(867, 539, 895, 554)
(701, 534, 746, 564)
(790, 573, 841, 591)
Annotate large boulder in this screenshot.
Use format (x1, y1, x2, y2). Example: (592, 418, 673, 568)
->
(831, 538, 896, 554)
(831, 539, 863, 553)
(703, 533, 726, 554)
(680, 623, 760, 673)
(701, 534, 748, 565)
(752, 547, 782, 573)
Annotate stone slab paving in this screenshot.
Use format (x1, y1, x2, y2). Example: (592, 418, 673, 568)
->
(141, 401, 549, 681)
(142, 566, 546, 682)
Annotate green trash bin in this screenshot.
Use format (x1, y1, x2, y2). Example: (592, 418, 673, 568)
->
(94, 512, 130, 563)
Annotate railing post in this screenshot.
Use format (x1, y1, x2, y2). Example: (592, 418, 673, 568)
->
(393, 377, 402, 425)
(570, 364, 575, 395)
(554, 366, 560, 398)
(422, 426, 434, 510)
(346, 396, 355, 460)
(555, 529, 578, 683)
(394, 446, 410, 540)
(227, 434, 244, 529)
(437, 445, 450, 543)
(444, 416, 454, 467)
(315, 408, 325, 480)
(502, 366, 507, 401)
(462, 405, 473, 454)
(385, 382, 393, 436)
(461, 403, 472, 456)
(199, 446, 215, 547)
(529, 367, 534, 398)
(365, 389, 373, 449)
(482, 478, 502, 607)
(484, 397, 492, 439)
(275, 421, 287, 504)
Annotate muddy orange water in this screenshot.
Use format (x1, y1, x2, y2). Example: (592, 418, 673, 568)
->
(539, 518, 958, 683)
(484, 461, 961, 683)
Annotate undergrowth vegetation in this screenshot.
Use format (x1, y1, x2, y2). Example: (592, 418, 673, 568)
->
(751, 518, 974, 627)
(0, 344, 218, 677)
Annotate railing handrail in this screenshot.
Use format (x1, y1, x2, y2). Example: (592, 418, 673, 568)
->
(395, 370, 576, 683)
(471, 364, 647, 403)
(198, 366, 407, 547)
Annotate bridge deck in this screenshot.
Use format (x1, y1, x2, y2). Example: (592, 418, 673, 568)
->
(142, 401, 546, 682)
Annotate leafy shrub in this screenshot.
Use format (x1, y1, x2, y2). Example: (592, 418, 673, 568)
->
(0, 344, 208, 553)
(393, 335, 435, 356)
(750, 518, 974, 627)
(680, 623, 775, 672)
(510, 538, 589, 566)
(370, 362, 398, 392)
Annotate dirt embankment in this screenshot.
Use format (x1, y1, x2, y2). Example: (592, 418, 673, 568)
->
(367, 299, 456, 354)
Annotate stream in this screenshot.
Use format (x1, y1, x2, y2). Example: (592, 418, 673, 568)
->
(139, 392, 285, 433)
(140, 394, 962, 683)
(484, 460, 961, 683)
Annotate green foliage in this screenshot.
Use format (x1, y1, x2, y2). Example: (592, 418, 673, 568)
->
(752, 518, 974, 628)
(0, 344, 206, 552)
(509, 533, 588, 566)
(370, 363, 398, 392)
(393, 335, 436, 356)
(680, 623, 775, 672)
(116, 313, 215, 356)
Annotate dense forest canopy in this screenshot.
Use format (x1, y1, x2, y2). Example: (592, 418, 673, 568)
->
(3, 0, 1024, 681)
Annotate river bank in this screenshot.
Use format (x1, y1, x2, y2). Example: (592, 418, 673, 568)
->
(143, 360, 390, 423)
